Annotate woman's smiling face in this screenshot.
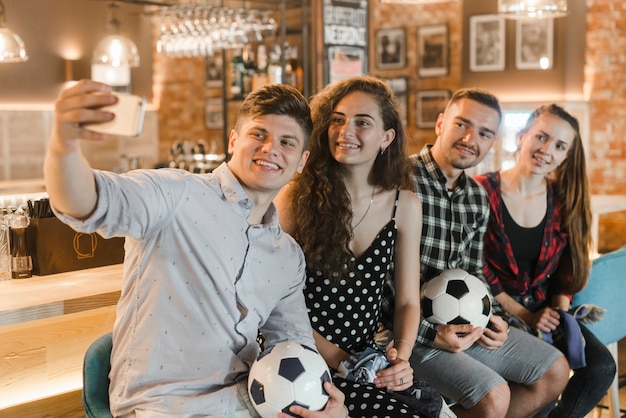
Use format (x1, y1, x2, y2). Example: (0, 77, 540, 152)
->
(327, 91, 394, 167)
(518, 112, 575, 174)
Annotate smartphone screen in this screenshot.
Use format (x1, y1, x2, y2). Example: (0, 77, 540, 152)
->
(84, 94, 146, 137)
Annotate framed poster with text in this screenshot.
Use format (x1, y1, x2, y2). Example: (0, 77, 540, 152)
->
(323, 0, 369, 85)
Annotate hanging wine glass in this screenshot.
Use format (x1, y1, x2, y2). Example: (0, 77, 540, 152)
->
(156, 4, 278, 57)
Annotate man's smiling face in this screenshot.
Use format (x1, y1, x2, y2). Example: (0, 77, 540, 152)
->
(227, 114, 309, 198)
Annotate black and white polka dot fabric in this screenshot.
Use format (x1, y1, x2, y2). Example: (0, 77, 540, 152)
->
(306, 218, 395, 356)
(335, 377, 422, 418)
(303, 190, 431, 417)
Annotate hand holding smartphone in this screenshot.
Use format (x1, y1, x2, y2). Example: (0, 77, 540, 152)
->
(84, 93, 146, 137)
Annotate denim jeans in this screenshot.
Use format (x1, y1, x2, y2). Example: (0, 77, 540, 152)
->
(537, 322, 617, 418)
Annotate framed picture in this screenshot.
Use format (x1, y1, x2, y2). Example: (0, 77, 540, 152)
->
(417, 24, 449, 77)
(516, 18, 553, 70)
(205, 55, 223, 88)
(382, 77, 408, 125)
(205, 98, 223, 129)
(416, 90, 450, 129)
(327, 46, 367, 84)
(375, 28, 406, 70)
(322, 0, 369, 85)
(469, 14, 505, 72)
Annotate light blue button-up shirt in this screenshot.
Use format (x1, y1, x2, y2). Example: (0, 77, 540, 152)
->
(56, 163, 314, 417)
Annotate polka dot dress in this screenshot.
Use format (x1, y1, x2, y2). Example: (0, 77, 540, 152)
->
(334, 377, 422, 418)
(306, 218, 396, 355)
(305, 190, 427, 417)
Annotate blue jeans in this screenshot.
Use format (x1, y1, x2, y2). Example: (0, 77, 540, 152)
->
(537, 323, 616, 418)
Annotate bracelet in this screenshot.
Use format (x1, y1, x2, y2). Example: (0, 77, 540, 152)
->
(394, 338, 414, 350)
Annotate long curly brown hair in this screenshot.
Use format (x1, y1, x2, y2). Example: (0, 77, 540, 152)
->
(519, 104, 592, 293)
(288, 76, 413, 278)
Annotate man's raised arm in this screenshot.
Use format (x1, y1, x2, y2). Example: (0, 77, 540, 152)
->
(44, 80, 118, 219)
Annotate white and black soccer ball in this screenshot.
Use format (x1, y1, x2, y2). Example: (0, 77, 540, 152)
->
(248, 341, 331, 418)
(421, 269, 492, 328)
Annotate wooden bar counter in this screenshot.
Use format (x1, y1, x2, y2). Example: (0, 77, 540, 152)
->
(0, 264, 123, 417)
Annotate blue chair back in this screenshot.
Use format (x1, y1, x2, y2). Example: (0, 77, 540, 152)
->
(82, 332, 114, 418)
(572, 245, 626, 346)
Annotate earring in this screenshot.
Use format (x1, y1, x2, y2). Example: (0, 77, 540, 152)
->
(380, 147, 386, 156)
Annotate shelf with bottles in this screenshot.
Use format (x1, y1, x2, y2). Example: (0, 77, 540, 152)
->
(199, 0, 310, 155)
(225, 40, 304, 102)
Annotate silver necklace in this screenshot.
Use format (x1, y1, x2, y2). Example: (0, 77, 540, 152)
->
(350, 185, 375, 238)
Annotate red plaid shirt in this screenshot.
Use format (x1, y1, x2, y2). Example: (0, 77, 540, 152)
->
(474, 172, 570, 309)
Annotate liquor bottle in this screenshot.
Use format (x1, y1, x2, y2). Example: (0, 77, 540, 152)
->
(9, 214, 32, 279)
(286, 45, 303, 92)
(242, 45, 256, 95)
(283, 43, 294, 88)
(252, 44, 269, 91)
(0, 210, 10, 280)
(230, 50, 245, 100)
(267, 46, 283, 85)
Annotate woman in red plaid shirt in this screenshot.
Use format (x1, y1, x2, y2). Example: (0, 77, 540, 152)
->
(475, 104, 616, 418)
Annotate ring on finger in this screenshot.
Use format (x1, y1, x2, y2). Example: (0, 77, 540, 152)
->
(399, 377, 404, 385)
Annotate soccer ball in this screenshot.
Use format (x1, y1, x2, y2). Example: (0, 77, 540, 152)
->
(248, 341, 332, 418)
(421, 269, 492, 328)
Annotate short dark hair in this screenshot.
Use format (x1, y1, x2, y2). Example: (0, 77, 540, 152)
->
(446, 87, 502, 126)
(235, 84, 313, 149)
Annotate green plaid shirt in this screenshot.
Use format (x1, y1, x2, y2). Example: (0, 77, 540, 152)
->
(382, 145, 497, 346)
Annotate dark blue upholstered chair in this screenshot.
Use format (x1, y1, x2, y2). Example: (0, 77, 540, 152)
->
(82, 332, 114, 418)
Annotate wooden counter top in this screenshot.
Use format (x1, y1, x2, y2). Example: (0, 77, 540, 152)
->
(0, 264, 123, 326)
(0, 264, 123, 414)
(0, 264, 123, 312)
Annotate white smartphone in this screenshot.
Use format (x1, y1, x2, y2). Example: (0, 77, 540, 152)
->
(85, 93, 146, 137)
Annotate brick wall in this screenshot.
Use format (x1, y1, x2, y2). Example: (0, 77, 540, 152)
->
(585, 0, 626, 251)
(369, 2, 463, 156)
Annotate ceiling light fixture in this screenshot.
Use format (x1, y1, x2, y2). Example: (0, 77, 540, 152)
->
(498, 0, 568, 19)
(91, 1, 140, 87)
(0, 0, 28, 63)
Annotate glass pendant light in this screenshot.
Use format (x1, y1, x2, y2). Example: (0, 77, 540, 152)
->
(91, 1, 139, 87)
(498, 0, 568, 19)
(0, 0, 28, 63)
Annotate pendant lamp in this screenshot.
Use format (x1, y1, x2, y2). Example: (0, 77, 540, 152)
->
(0, 0, 27, 63)
(91, 1, 140, 87)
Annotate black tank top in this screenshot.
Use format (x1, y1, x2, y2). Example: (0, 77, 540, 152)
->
(502, 200, 546, 277)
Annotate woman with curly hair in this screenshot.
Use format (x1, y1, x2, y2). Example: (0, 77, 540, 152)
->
(276, 76, 453, 417)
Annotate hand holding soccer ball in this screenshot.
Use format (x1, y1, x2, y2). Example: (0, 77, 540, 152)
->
(248, 341, 332, 418)
(421, 269, 492, 328)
